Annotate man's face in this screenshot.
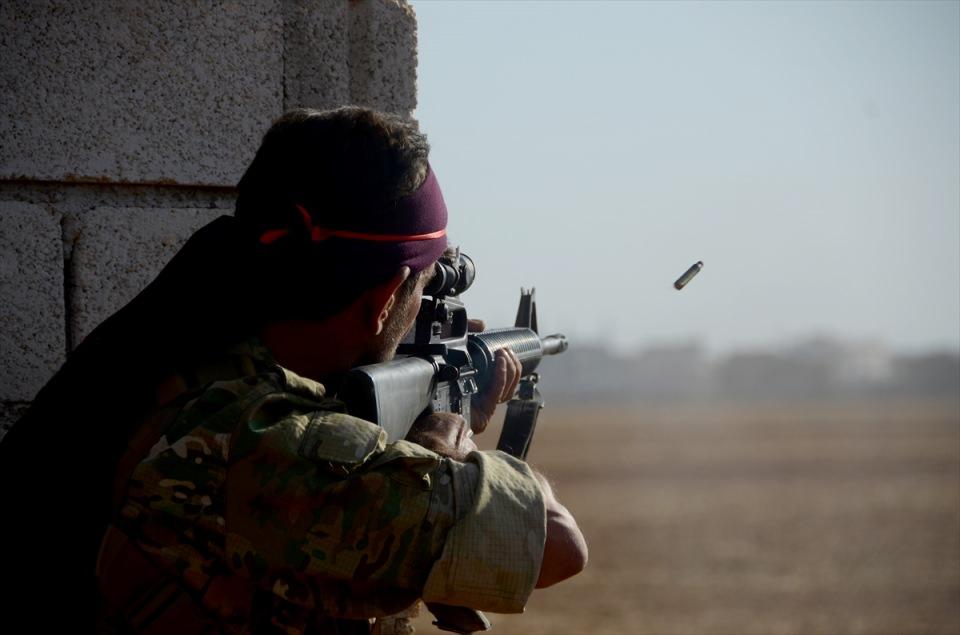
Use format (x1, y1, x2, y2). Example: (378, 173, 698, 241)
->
(363, 267, 434, 364)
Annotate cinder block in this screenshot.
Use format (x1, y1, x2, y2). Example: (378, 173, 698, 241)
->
(0, 402, 30, 443)
(0, 1, 283, 186)
(68, 207, 224, 345)
(283, 0, 352, 111)
(284, 0, 417, 115)
(0, 202, 66, 401)
(348, 0, 418, 115)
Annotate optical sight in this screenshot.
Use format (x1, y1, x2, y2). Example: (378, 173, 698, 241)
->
(424, 250, 475, 298)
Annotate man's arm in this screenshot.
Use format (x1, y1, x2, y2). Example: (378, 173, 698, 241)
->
(406, 412, 587, 589)
(533, 472, 588, 587)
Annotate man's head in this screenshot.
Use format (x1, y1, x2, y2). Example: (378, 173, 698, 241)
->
(237, 107, 431, 237)
(237, 107, 447, 378)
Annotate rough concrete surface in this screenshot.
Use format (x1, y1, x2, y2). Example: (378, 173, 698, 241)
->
(284, 0, 417, 115)
(68, 207, 224, 345)
(348, 0, 417, 115)
(0, 202, 66, 401)
(1, 0, 420, 418)
(0, 0, 283, 186)
(283, 0, 352, 111)
(0, 402, 30, 443)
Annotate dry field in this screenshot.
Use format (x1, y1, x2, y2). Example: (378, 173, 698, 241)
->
(414, 400, 960, 635)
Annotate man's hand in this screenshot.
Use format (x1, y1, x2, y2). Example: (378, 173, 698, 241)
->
(467, 319, 522, 434)
(404, 318, 522, 458)
(405, 412, 478, 461)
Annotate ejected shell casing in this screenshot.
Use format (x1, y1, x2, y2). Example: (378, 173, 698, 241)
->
(674, 261, 703, 290)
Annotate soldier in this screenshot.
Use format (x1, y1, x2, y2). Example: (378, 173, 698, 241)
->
(0, 107, 586, 634)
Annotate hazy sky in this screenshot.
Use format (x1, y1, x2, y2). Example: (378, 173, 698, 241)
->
(411, 1, 960, 354)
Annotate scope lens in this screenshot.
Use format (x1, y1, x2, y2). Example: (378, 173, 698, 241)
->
(455, 253, 476, 295)
(423, 252, 475, 297)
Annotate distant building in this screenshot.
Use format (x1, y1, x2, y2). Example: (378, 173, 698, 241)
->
(891, 353, 960, 397)
(630, 340, 708, 400)
(712, 350, 834, 401)
(787, 335, 893, 386)
(545, 335, 957, 403)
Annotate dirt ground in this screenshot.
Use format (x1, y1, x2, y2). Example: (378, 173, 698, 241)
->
(413, 400, 960, 635)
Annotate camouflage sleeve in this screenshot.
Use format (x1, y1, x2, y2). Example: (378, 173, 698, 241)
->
(121, 378, 546, 625)
(226, 409, 456, 618)
(421, 450, 547, 613)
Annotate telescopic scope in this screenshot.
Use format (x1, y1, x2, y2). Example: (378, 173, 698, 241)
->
(424, 251, 476, 298)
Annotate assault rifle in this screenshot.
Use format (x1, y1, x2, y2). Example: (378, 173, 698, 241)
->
(339, 250, 568, 634)
(340, 248, 568, 460)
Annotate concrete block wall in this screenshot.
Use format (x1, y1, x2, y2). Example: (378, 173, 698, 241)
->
(0, 0, 418, 437)
(0, 202, 65, 402)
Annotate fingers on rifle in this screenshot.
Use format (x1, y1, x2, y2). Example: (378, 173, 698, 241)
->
(467, 318, 486, 332)
(493, 352, 509, 405)
(506, 349, 522, 401)
(496, 349, 521, 404)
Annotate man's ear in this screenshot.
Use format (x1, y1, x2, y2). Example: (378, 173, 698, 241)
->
(367, 267, 411, 335)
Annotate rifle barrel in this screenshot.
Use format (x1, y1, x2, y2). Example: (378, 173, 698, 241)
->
(540, 334, 568, 356)
(469, 328, 569, 385)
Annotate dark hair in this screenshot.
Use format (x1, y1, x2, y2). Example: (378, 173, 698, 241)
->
(236, 107, 430, 234)
(236, 107, 431, 322)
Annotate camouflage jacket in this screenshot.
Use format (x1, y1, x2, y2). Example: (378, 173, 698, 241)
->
(96, 339, 546, 634)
